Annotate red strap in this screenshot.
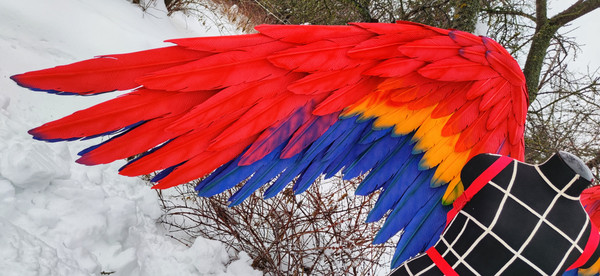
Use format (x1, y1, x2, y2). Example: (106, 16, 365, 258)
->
(426, 247, 459, 276)
(446, 156, 513, 227)
(567, 223, 600, 270)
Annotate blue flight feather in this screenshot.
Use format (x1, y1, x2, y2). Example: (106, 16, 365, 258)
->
(263, 160, 307, 198)
(228, 156, 296, 206)
(152, 161, 186, 182)
(293, 154, 328, 194)
(367, 158, 426, 226)
(358, 127, 392, 144)
(343, 134, 402, 179)
(355, 137, 413, 196)
(390, 188, 447, 267)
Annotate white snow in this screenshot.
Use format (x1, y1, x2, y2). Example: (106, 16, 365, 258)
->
(0, 0, 261, 275)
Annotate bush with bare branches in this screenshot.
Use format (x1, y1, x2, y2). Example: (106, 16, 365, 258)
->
(155, 175, 396, 275)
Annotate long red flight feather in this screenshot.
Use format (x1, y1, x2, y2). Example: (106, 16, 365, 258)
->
(29, 89, 213, 140)
(77, 115, 185, 165)
(12, 47, 210, 94)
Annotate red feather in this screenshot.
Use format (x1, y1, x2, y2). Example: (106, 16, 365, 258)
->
(363, 58, 425, 77)
(29, 89, 212, 140)
(240, 107, 313, 166)
(511, 85, 529, 123)
(582, 187, 600, 228)
(348, 35, 412, 59)
(288, 63, 372, 95)
(281, 112, 339, 159)
(469, 120, 508, 158)
(431, 84, 471, 118)
(459, 45, 489, 65)
(479, 81, 509, 111)
(508, 112, 525, 147)
(268, 35, 373, 72)
(256, 24, 370, 44)
(442, 98, 482, 136)
(404, 83, 456, 110)
(119, 107, 248, 176)
(167, 33, 274, 52)
(465, 77, 504, 100)
(209, 93, 314, 151)
(418, 56, 499, 82)
(455, 111, 490, 151)
(137, 41, 292, 91)
(12, 46, 210, 94)
(119, 128, 219, 177)
(151, 134, 259, 189)
(390, 80, 442, 106)
(448, 30, 482, 46)
(353, 21, 447, 36)
(482, 37, 525, 86)
(77, 115, 183, 165)
(167, 74, 304, 132)
(312, 77, 381, 115)
(398, 36, 460, 62)
(486, 99, 512, 130)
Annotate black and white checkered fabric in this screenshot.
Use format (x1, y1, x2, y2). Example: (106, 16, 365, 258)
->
(390, 153, 600, 276)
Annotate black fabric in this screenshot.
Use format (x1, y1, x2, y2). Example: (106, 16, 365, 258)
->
(390, 153, 598, 276)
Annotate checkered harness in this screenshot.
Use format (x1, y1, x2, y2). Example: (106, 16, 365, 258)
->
(390, 153, 600, 276)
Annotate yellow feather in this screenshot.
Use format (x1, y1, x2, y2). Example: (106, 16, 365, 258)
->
(412, 115, 450, 153)
(343, 89, 389, 118)
(579, 257, 600, 275)
(420, 134, 458, 170)
(373, 106, 409, 129)
(393, 105, 435, 135)
(435, 150, 469, 186)
(442, 178, 464, 204)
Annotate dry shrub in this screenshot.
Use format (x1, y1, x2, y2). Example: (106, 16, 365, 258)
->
(156, 175, 395, 275)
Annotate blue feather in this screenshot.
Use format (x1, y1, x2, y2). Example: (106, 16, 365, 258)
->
(561, 269, 578, 276)
(358, 127, 392, 144)
(327, 142, 369, 179)
(228, 156, 296, 206)
(391, 198, 449, 267)
(355, 138, 412, 196)
(367, 158, 427, 226)
(197, 145, 283, 197)
(195, 156, 242, 191)
(293, 153, 328, 194)
(343, 134, 401, 179)
(323, 118, 373, 161)
(390, 188, 447, 267)
(263, 160, 307, 198)
(152, 161, 186, 182)
(196, 145, 282, 197)
(300, 116, 357, 164)
(119, 137, 175, 173)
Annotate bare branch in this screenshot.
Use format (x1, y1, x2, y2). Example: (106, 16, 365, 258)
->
(481, 8, 536, 22)
(550, 0, 600, 27)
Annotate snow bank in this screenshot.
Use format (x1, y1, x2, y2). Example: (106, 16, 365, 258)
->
(0, 0, 260, 275)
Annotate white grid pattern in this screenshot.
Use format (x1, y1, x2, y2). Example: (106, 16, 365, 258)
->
(414, 263, 437, 276)
(391, 160, 592, 276)
(404, 263, 414, 276)
(441, 161, 587, 275)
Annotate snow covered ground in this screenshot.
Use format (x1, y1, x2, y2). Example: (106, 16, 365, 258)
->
(0, 0, 261, 275)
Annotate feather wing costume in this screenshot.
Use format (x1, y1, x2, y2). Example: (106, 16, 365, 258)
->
(12, 21, 529, 267)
